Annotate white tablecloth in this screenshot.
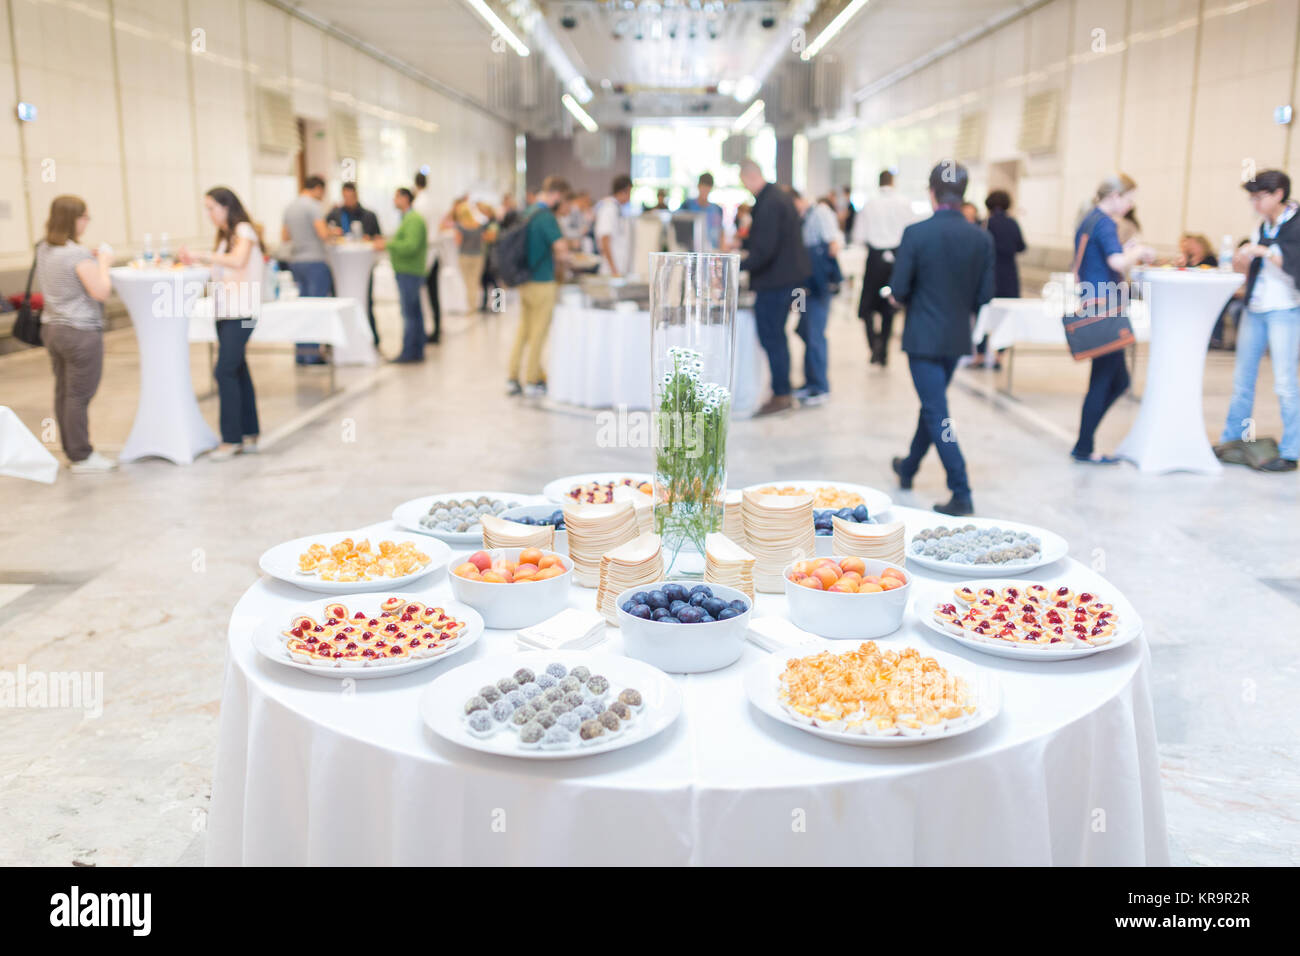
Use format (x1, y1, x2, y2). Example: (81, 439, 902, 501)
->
(207, 506, 1168, 866)
(111, 267, 219, 465)
(0, 406, 58, 482)
(974, 297, 1151, 352)
(189, 297, 378, 366)
(325, 243, 376, 304)
(1116, 270, 1243, 474)
(547, 303, 769, 418)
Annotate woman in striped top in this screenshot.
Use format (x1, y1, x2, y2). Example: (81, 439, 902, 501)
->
(36, 195, 115, 473)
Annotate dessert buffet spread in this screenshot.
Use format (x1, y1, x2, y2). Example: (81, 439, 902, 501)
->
(461, 662, 644, 751)
(250, 473, 1143, 758)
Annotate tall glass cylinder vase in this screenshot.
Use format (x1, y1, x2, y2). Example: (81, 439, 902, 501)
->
(649, 252, 740, 576)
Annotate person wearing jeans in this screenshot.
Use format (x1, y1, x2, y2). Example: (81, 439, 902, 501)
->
(888, 161, 994, 516)
(180, 186, 266, 460)
(214, 318, 259, 445)
(1072, 351, 1129, 460)
(790, 190, 843, 403)
(388, 187, 429, 363)
(898, 355, 970, 504)
(282, 175, 333, 364)
(737, 160, 811, 414)
(1219, 169, 1300, 472)
(34, 195, 115, 472)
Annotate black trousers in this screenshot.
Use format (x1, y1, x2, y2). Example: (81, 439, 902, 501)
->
(366, 271, 378, 346)
(858, 245, 897, 361)
(425, 258, 441, 340)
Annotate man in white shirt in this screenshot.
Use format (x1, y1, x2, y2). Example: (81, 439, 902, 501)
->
(853, 170, 916, 365)
(412, 171, 442, 343)
(594, 174, 634, 278)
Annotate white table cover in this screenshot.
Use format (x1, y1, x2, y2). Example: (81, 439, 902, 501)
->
(547, 304, 769, 418)
(974, 297, 1151, 352)
(1116, 270, 1243, 475)
(325, 243, 377, 304)
(0, 406, 58, 483)
(111, 267, 219, 465)
(189, 297, 378, 366)
(207, 506, 1168, 866)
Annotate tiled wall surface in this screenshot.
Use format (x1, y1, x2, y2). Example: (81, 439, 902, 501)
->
(849, 0, 1299, 257)
(0, 0, 516, 270)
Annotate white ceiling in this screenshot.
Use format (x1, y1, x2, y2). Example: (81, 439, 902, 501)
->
(283, 0, 1037, 125)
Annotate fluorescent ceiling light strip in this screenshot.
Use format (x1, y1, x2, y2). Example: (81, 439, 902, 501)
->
(732, 98, 765, 132)
(464, 0, 530, 57)
(562, 93, 599, 132)
(802, 0, 871, 61)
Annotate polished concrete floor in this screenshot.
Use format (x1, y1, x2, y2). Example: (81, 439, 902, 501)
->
(1, 291, 1297, 866)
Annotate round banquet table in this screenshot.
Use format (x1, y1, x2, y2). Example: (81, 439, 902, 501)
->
(206, 506, 1168, 866)
(110, 266, 219, 465)
(325, 242, 376, 304)
(546, 303, 769, 418)
(1116, 269, 1243, 474)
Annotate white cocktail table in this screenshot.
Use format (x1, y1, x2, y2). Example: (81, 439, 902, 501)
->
(111, 266, 219, 465)
(1117, 270, 1243, 474)
(206, 506, 1168, 866)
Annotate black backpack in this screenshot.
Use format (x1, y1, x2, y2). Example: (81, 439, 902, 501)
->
(489, 208, 539, 288)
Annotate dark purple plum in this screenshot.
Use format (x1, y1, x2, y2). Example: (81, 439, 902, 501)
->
(675, 605, 705, 624)
(717, 607, 742, 621)
(629, 604, 653, 620)
(701, 597, 727, 617)
(646, 590, 670, 609)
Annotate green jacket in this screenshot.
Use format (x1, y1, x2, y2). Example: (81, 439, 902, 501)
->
(388, 210, 427, 275)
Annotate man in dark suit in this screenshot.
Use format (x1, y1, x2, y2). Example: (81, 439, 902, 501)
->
(739, 158, 812, 415)
(888, 161, 994, 516)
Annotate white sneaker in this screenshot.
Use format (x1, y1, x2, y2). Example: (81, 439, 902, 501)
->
(241, 438, 260, 454)
(69, 451, 117, 473)
(524, 383, 547, 398)
(208, 444, 242, 462)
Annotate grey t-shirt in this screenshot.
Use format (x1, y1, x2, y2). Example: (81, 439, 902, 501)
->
(283, 194, 326, 262)
(36, 242, 104, 330)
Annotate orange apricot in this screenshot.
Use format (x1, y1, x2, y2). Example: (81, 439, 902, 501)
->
(813, 565, 841, 588)
(519, 547, 544, 566)
(839, 556, 866, 576)
(797, 576, 825, 590)
(480, 570, 506, 584)
(515, 563, 539, 578)
(828, 580, 858, 593)
(538, 554, 561, 569)
(791, 560, 815, 577)
(859, 582, 884, 593)
(453, 562, 479, 578)
(467, 551, 491, 572)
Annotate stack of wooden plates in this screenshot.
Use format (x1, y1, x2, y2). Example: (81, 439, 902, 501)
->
(742, 490, 815, 592)
(481, 514, 554, 551)
(596, 534, 664, 625)
(832, 516, 905, 565)
(612, 484, 655, 537)
(704, 532, 756, 600)
(722, 489, 745, 545)
(563, 501, 639, 587)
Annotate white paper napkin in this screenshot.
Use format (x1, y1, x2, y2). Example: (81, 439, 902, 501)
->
(516, 608, 607, 651)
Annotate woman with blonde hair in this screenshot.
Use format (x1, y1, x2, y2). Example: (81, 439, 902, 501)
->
(36, 195, 115, 472)
(1070, 173, 1155, 463)
(451, 197, 487, 314)
(179, 187, 265, 460)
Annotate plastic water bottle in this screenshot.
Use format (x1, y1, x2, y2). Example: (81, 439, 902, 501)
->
(159, 232, 170, 264)
(142, 233, 154, 267)
(1219, 234, 1234, 271)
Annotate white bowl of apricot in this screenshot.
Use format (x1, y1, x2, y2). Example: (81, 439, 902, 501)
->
(783, 556, 910, 640)
(449, 548, 572, 629)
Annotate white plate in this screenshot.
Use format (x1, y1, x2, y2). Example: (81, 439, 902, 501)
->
(542, 472, 654, 505)
(251, 593, 483, 679)
(918, 577, 1142, 661)
(743, 644, 1001, 747)
(391, 491, 543, 546)
(420, 650, 682, 760)
(905, 515, 1069, 576)
(258, 530, 452, 594)
(743, 479, 893, 520)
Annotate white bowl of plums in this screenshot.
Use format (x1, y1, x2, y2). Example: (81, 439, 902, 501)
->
(616, 581, 752, 673)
